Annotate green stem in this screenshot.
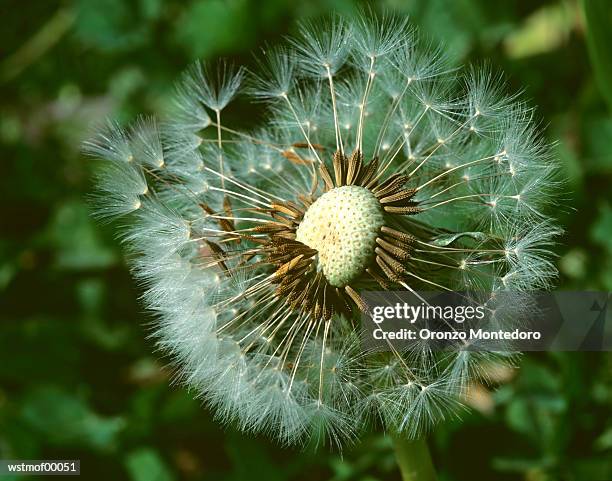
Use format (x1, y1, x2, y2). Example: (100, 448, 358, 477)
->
(391, 435, 438, 481)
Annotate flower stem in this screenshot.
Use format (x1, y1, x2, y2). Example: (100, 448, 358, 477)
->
(391, 435, 438, 481)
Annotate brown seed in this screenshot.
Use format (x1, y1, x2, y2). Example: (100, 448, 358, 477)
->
(282, 150, 314, 165)
(376, 237, 411, 261)
(383, 205, 420, 215)
(373, 173, 410, 197)
(203, 240, 230, 275)
(381, 226, 415, 243)
(376, 255, 403, 283)
(346, 150, 363, 185)
(292, 142, 325, 151)
(318, 162, 335, 191)
(274, 254, 305, 278)
(366, 267, 393, 289)
(357, 156, 379, 186)
(379, 188, 417, 204)
(344, 285, 369, 314)
(333, 150, 346, 186)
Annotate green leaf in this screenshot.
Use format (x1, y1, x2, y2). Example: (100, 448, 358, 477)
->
(224, 431, 288, 481)
(582, 0, 612, 111)
(20, 386, 125, 451)
(125, 448, 175, 481)
(595, 427, 612, 451)
(138, 0, 163, 21)
(77, 279, 132, 349)
(74, 0, 150, 52)
(174, 0, 255, 59)
(46, 200, 116, 270)
(503, 2, 576, 59)
(591, 203, 612, 253)
(559, 248, 588, 279)
(583, 116, 612, 173)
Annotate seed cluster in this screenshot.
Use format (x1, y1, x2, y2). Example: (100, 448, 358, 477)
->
(203, 147, 420, 321)
(296, 186, 384, 287)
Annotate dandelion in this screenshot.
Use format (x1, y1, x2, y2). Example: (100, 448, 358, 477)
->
(85, 11, 560, 479)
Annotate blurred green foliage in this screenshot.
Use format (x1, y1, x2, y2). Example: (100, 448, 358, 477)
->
(1, 0, 611, 480)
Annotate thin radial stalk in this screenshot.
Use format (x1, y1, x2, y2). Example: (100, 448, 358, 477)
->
(216, 109, 224, 188)
(204, 166, 284, 203)
(419, 193, 515, 211)
(426, 171, 508, 200)
(208, 214, 272, 224)
(374, 79, 412, 156)
(286, 317, 317, 393)
(356, 56, 376, 152)
(236, 299, 292, 345)
(248, 309, 306, 377)
(399, 281, 472, 344)
(326, 65, 344, 154)
(372, 106, 429, 184)
(408, 114, 477, 178)
(210, 122, 285, 153)
(318, 318, 332, 403)
(252, 169, 303, 197)
(281, 93, 323, 165)
(208, 186, 270, 208)
(213, 276, 270, 312)
(220, 293, 279, 336)
(415, 154, 496, 191)
(402, 272, 453, 292)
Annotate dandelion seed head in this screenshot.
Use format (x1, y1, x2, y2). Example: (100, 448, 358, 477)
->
(86, 12, 562, 447)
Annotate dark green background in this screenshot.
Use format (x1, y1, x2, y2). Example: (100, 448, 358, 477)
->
(1, 0, 611, 480)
